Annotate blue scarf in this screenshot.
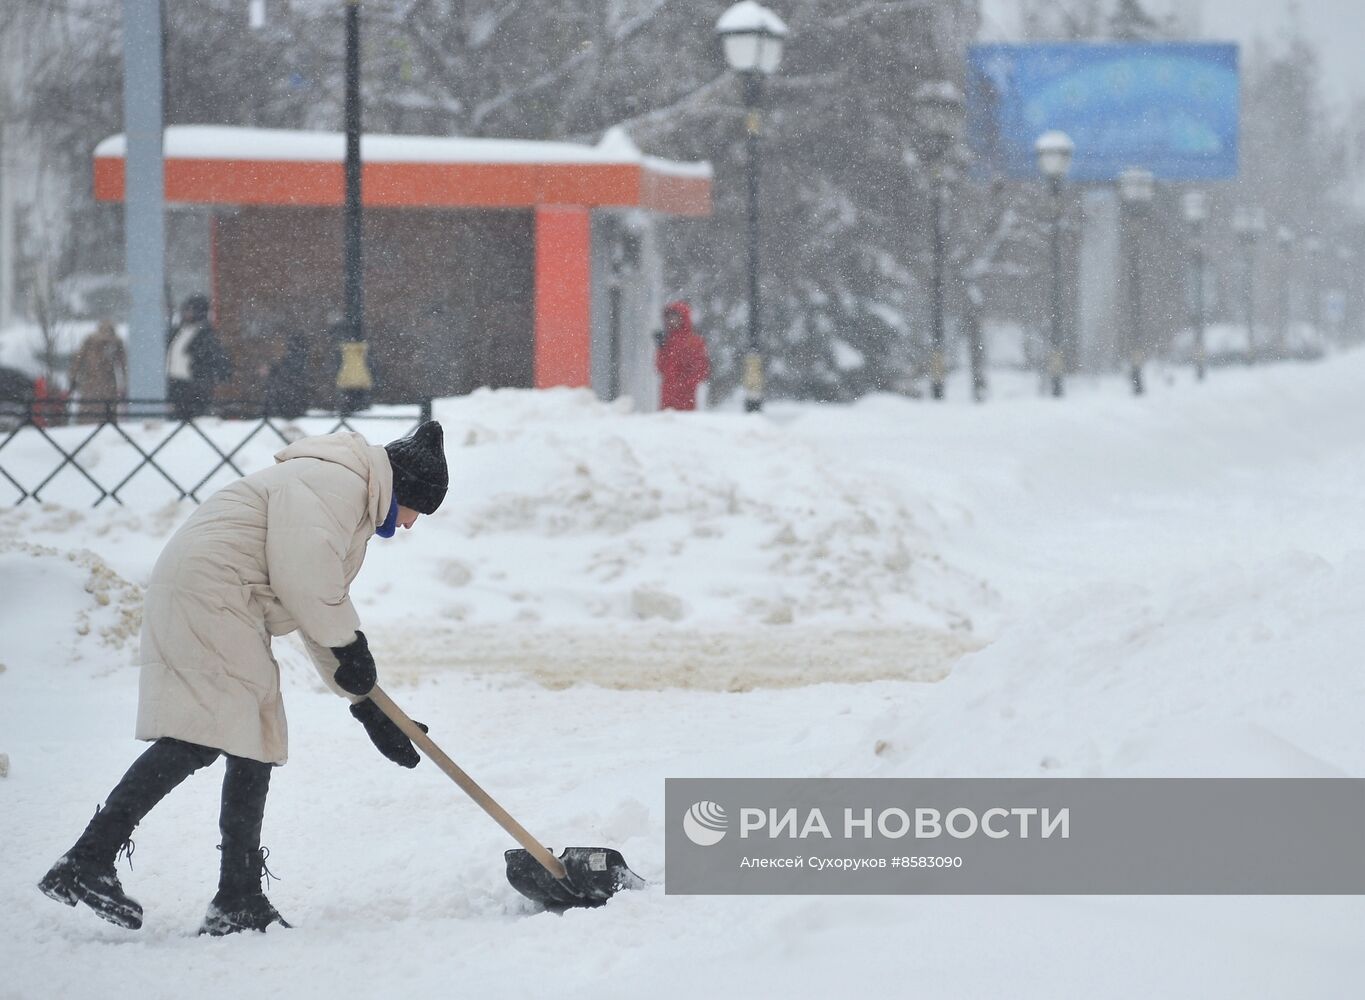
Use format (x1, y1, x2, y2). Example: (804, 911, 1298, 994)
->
(376, 495, 399, 538)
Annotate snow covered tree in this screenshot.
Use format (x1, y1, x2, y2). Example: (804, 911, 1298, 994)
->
(646, 1, 982, 401)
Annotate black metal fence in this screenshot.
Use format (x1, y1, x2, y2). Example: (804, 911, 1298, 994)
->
(0, 398, 431, 507)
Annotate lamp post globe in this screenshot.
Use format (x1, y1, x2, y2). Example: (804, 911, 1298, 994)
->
(717, 0, 787, 76)
(717, 1, 788, 413)
(913, 81, 965, 166)
(1035, 131, 1073, 397)
(1035, 130, 1074, 182)
(1181, 190, 1207, 225)
(1118, 166, 1154, 206)
(1232, 205, 1264, 237)
(913, 81, 965, 401)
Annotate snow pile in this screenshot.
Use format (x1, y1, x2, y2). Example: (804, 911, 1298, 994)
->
(365, 387, 994, 688)
(0, 539, 142, 672)
(402, 387, 989, 630)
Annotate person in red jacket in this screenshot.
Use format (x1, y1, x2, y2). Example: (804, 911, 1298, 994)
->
(654, 301, 710, 411)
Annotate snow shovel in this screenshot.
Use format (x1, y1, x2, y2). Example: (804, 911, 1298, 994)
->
(367, 686, 645, 909)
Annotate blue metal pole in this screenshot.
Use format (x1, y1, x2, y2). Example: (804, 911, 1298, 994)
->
(122, 0, 167, 403)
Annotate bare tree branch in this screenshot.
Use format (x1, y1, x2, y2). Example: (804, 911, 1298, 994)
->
(604, 73, 732, 143)
(823, 0, 937, 31)
(610, 0, 679, 45)
(468, 43, 596, 133)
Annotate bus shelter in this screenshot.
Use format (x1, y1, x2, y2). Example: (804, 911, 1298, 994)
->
(94, 125, 711, 409)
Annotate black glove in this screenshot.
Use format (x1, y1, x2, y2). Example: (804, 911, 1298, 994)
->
(331, 631, 376, 696)
(652, 330, 666, 348)
(350, 697, 428, 768)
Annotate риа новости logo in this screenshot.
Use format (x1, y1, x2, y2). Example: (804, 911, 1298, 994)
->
(683, 801, 728, 846)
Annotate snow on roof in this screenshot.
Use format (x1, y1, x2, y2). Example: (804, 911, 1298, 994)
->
(93, 125, 712, 180)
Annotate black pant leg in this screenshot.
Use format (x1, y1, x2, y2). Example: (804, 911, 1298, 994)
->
(219, 755, 271, 852)
(73, 738, 221, 862)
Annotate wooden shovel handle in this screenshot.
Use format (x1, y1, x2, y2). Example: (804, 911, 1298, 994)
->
(366, 685, 568, 881)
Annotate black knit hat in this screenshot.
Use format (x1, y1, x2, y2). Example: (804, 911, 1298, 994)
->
(385, 420, 448, 515)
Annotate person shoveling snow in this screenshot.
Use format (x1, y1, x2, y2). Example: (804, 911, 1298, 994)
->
(38, 421, 449, 935)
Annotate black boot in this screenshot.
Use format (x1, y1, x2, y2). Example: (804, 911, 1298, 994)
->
(37, 811, 142, 930)
(200, 847, 291, 935)
(39, 738, 220, 929)
(199, 756, 290, 935)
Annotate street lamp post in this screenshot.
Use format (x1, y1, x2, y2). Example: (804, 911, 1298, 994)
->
(1332, 241, 1354, 339)
(913, 81, 965, 401)
(121, 0, 167, 403)
(1232, 205, 1265, 365)
(1303, 235, 1323, 335)
(1035, 131, 1074, 397)
(1118, 168, 1154, 396)
(717, 1, 788, 414)
(1338, 245, 1357, 341)
(337, 0, 374, 414)
(1275, 225, 1295, 355)
(1182, 190, 1208, 381)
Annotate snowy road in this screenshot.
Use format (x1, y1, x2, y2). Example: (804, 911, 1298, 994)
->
(4, 357, 1365, 998)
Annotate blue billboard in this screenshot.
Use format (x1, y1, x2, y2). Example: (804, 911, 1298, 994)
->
(966, 42, 1239, 182)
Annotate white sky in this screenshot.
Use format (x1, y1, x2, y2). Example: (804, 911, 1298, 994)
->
(980, 0, 1365, 109)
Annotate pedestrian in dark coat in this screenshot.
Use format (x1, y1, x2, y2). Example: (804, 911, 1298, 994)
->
(655, 301, 710, 411)
(166, 294, 232, 420)
(263, 333, 311, 419)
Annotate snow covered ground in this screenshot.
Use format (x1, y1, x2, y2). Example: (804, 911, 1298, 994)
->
(3, 355, 1364, 998)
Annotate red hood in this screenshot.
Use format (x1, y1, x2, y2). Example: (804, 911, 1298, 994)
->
(663, 301, 694, 336)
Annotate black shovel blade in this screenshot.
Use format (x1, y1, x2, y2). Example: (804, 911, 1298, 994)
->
(505, 847, 646, 910)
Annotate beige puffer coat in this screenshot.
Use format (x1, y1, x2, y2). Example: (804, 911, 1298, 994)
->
(135, 432, 393, 764)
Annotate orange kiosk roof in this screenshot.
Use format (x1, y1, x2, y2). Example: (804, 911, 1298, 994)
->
(94, 125, 712, 216)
